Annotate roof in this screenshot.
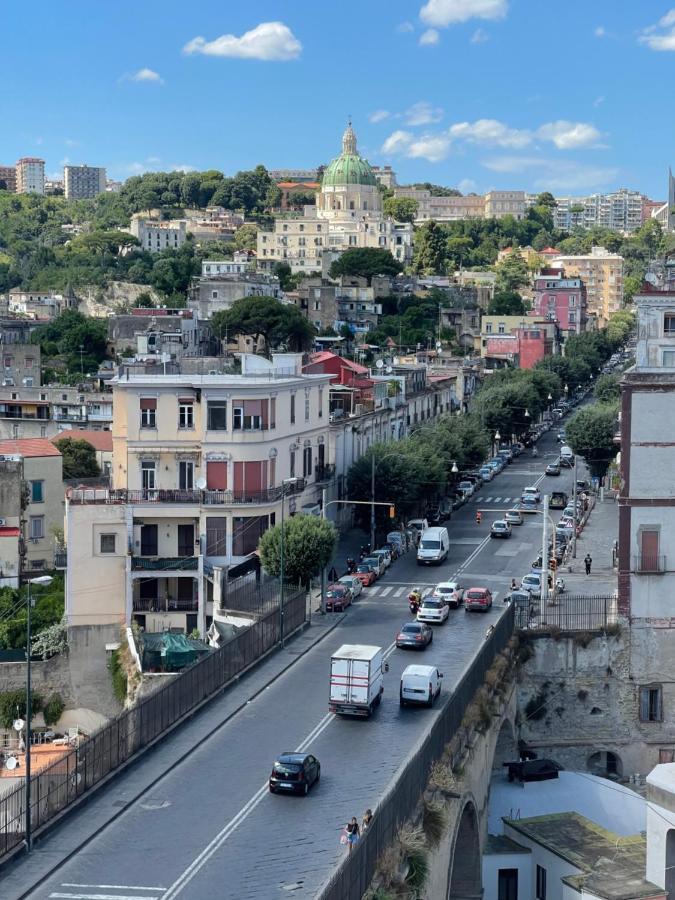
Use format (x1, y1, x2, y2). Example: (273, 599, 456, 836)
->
(322, 124, 378, 188)
(332, 644, 382, 661)
(51, 430, 112, 452)
(0, 438, 61, 458)
(506, 813, 661, 900)
(484, 834, 531, 855)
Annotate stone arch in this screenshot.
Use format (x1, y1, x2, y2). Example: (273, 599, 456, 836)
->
(492, 717, 518, 771)
(587, 749, 623, 778)
(447, 799, 481, 899)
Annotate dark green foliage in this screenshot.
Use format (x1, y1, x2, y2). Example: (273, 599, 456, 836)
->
(109, 650, 127, 704)
(211, 296, 316, 354)
(488, 290, 527, 315)
(259, 516, 337, 586)
(565, 403, 619, 479)
(53, 437, 101, 479)
(0, 689, 43, 729)
(0, 577, 65, 651)
(43, 693, 65, 726)
(328, 247, 404, 282)
(31, 310, 108, 373)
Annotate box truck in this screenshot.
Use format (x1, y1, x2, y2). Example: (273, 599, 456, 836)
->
(329, 644, 385, 717)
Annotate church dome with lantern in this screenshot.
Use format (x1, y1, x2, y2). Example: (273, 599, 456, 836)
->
(316, 122, 382, 220)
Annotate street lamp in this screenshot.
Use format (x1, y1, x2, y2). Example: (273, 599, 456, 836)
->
(279, 478, 298, 648)
(25, 574, 53, 852)
(451, 461, 459, 474)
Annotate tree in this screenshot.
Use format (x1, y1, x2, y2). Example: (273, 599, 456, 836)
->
(211, 296, 315, 354)
(32, 310, 109, 374)
(412, 221, 448, 274)
(488, 290, 526, 315)
(233, 223, 258, 252)
(494, 253, 530, 293)
(565, 403, 619, 479)
(53, 437, 101, 479)
(328, 247, 403, 282)
(135, 291, 155, 308)
(593, 374, 621, 403)
(259, 515, 337, 586)
(383, 197, 418, 223)
(273, 262, 296, 292)
(535, 192, 557, 209)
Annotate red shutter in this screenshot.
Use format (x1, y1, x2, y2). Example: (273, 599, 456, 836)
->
(244, 461, 263, 494)
(140, 398, 157, 410)
(269, 458, 276, 487)
(206, 461, 227, 490)
(244, 399, 262, 415)
(261, 400, 269, 428)
(233, 462, 244, 496)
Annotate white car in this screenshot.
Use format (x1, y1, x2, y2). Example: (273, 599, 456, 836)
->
(521, 573, 542, 595)
(417, 597, 450, 624)
(431, 581, 464, 608)
(505, 508, 524, 526)
(373, 548, 392, 569)
(521, 487, 541, 503)
(338, 575, 362, 598)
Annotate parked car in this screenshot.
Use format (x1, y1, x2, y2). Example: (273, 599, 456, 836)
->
(497, 448, 514, 464)
(576, 479, 590, 493)
(546, 462, 561, 476)
(417, 597, 450, 624)
(521, 486, 541, 503)
(521, 573, 542, 595)
(355, 563, 377, 586)
(489, 457, 505, 471)
(373, 548, 392, 569)
(562, 506, 581, 521)
(396, 622, 433, 649)
(457, 480, 475, 498)
(490, 520, 512, 539)
(465, 587, 493, 612)
(362, 555, 385, 577)
(269, 752, 320, 795)
(479, 466, 494, 482)
(400, 664, 443, 708)
(383, 541, 400, 560)
(505, 508, 524, 526)
(550, 491, 569, 509)
(339, 575, 362, 598)
(431, 581, 464, 607)
(325, 584, 352, 612)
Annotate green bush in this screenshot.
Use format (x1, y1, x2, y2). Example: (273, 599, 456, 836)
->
(0, 689, 43, 729)
(108, 650, 127, 703)
(43, 693, 65, 726)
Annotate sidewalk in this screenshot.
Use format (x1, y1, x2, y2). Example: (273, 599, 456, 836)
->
(0, 613, 346, 900)
(564, 492, 618, 596)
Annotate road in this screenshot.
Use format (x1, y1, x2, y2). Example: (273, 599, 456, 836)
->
(23, 429, 577, 900)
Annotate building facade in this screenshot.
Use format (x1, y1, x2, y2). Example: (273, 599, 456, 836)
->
(531, 272, 587, 337)
(0, 385, 113, 440)
(485, 190, 527, 219)
(129, 216, 187, 252)
(1, 342, 41, 388)
(187, 271, 281, 319)
(63, 165, 106, 200)
(16, 157, 45, 194)
(551, 247, 623, 325)
(393, 188, 485, 223)
(107, 308, 210, 360)
(552, 189, 646, 233)
(296, 276, 382, 335)
(0, 165, 17, 192)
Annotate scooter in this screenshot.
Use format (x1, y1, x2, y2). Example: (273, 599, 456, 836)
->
(408, 592, 421, 615)
(555, 577, 565, 593)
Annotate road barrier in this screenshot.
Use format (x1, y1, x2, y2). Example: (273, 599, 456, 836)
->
(515, 593, 618, 632)
(317, 605, 514, 900)
(0, 584, 305, 862)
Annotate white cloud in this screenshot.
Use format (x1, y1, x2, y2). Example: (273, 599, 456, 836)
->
(536, 120, 603, 149)
(408, 135, 451, 162)
(183, 21, 301, 61)
(448, 118, 531, 148)
(640, 10, 675, 50)
(458, 177, 478, 193)
(471, 28, 490, 42)
(420, 0, 507, 27)
(130, 67, 164, 84)
(481, 156, 619, 191)
(419, 28, 440, 45)
(397, 21, 415, 33)
(405, 101, 444, 126)
(169, 163, 197, 173)
(381, 130, 414, 154)
(369, 110, 390, 124)
(594, 25, 606, 38)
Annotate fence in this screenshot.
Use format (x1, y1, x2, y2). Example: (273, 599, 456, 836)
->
(514, 593, 617, 633)
(317, 605, 514, 900)
(0, 584, 305, 861)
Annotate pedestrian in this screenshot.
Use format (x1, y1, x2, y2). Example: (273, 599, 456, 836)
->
(362, 809, 373, 831)
(510, 578, 517, 592)
(584, 553, 592, 575)
(328, 566, 338, 584)
(345, 816, 360, 852)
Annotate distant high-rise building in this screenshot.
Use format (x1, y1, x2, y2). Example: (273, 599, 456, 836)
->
(63, 164, 106, 199)
(16, 157, 45, 194)
(551, 246, 624, 325)
(0, 165, 17, 192)
(551, 189, 645, 233)
(667, 168, 675, 233)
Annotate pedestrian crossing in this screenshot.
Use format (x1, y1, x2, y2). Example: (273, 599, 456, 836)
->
(472, 496, 518, 504)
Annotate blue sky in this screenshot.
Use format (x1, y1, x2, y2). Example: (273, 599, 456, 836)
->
(4, 1, 675, 198)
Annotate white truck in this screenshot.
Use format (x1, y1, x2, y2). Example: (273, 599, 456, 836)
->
(329, 644, 385, 717)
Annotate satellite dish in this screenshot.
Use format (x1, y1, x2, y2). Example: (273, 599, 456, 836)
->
(375, 359, 384, 369)
(196, 477, 207, 490)
(5, 756, 17, 770)
(13, 719, 24, 732)
(386, 366, 393, 374)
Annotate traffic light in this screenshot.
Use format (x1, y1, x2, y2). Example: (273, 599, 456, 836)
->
(389, 505, 395, 518)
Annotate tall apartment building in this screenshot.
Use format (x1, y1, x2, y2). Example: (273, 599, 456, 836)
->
(16, 157, 45, 194)
(0, 384, 113, 440)
(370, 165, 397, 188)
(552, 189, 645, 233)
(551, 246, 623, 325)
(63, 164, 106, 199)
(0, 165, 17, 192)
(1, 342, 41, 388)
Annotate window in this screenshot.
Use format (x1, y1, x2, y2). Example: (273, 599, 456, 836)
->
(177, 523, 194, 556)
(536, 865, 547, 900)
(498, 324, 505, 334)
(207, 401, 227, 430)
(498, 869, 518, 900)
(486, 323, 493, 333)
(40, 426, 46, 438)
(290, 394, 296, 424)
(305, 393, 310, 422)
(212, 290, 218, 299)
(664, 313, 675, 334)
(29, 516, 44, 540)
(319, 388, 324, 418)
(140, 524, 158, 556)
(659, 749, 675, 764)
(141, 460, 156, 492)
(233, 515, 268, 556)
(100, 533, 116, 554)
(12, 424, 19, 439)
(290, 449, 296, 478)
(140, 398, 156, 428)
(303, 446, 312, 478)
(206, 517, 227, 556)
(179, 460, 194, 490)
(640, 685, 663, 722)
(178, 402, 194, 429)
(233, 400, 263, 430)
(569, 311, 576, 323)
(30, 480, 44, 503)
(663, 350, 675, 368)
(25, 357, 34, 369)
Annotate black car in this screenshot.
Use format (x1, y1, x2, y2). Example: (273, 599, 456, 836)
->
(396, 622, 433, 649)
(269, 752, 321, 795)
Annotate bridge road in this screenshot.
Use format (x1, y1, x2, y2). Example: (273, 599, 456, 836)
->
(22, 431, 574, 900)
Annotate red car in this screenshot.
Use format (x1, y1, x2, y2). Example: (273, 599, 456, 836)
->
(325, 584, 352, 612)
(464, 587, 493, 612)
(355, 563, 376, 586)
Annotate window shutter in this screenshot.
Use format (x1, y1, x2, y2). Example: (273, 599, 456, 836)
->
(270, 398, 276, 428)
(140, 398, 157, 410)
(244, 399, 262, 416)
(640, 688, 650, 721)
(206, 461, 227, 490)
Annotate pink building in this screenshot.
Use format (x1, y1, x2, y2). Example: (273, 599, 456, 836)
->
(532, 270, 587, 337)
(485, 323, 555, 370)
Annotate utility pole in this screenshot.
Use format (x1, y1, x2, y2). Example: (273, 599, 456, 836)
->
(572, 456, 578, 559)
(541, 494, 549, 605)
(370, 453, 376, 552)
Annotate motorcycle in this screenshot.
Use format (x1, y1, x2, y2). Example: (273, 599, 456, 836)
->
(346, 558, 356, 575)
(408, 591, 421, 615)
(555, 577, 565, 594)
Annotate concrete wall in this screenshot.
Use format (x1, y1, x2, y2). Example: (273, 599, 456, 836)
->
(503, 824, 584, 900)
(483, 850, 532, 900)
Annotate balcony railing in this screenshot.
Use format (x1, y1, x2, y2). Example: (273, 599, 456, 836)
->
(68, 482, 305, 506)
(133, 596, 198, 612)
(634, 554, 667, 574)
(315, 463, 336, 483)
(131, 556, 198, 571)
(53, 549, 67, 569)
(53, 412, 87, 422)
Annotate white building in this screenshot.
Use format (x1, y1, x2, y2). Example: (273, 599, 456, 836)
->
(552, 189, 645, 233)
(393, 187, 486, 223)
(64, 164, 106, 200)
(257, 123, 413, 274)
(16, 157, 45, 194)
(129, 216, 187, 252)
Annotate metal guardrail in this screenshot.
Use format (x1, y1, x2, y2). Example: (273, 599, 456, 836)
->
(514, 594, 617, 632)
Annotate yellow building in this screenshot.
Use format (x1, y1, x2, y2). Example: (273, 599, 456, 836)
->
(551, 246, 624, 325)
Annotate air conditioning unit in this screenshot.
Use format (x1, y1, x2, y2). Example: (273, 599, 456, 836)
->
(0, 518, 6, 526)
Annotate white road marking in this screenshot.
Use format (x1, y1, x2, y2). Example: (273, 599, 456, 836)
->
(50, 894, 161, 900)
(368, 586, 380, 595)
(485, 497, 493, 502)
(476, 496, 484, 502)
(493, 497, 502, 502)
(380, 587, 393, 597)
(394, 587, 405, 597)
(60, 889, 165, 893)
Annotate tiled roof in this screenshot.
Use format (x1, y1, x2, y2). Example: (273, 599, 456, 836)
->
(51, 430, 112, 452)
(0, 438, 61, 458)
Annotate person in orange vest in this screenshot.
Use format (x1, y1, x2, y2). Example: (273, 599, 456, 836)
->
(476, 510, 482, 525)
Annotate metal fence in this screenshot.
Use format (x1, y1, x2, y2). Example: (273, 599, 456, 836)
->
(0, 585, 305, 861)
(317, 605, 514, 900)
(514, 594, 617, 632)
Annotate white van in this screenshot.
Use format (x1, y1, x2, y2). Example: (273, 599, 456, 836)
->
(560, 445, 574, 460)
(400, 664, 443, 707)
(417, 527, 450, 565)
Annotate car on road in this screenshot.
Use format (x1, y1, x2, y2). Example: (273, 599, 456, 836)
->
(489, 457, 505, 471)
(400, 664, 443, 708)
(518, 497, 539, 514)
(521, 573, 542, 595)
(562, 506, 581, 522)
(417, 597, 450, 624)
(396, 622, 434, 649)
(269, 752, 321, 795)
(464, 587, 493, 612)
(479, 465, 494, 482)
(339, 575, 362, 598)
(550, 491, 569, 509)
(325, 584, 352, 612)
(457, 480, 475, 498)
(546, 462, 561, 476)
(559, 454, 574, 468)
(576, 479, 590, 493)
(355, 563, 377, 586)
(490, 519, 512, 539)
(505, 508, 524, 526)
(521, 486, 541, 503)
(373, 548, 392, 570)
(498, 448, 514, 464)
(431, 581, 464, 607)
(362, 555, 385, 577)
(557, 431, 566, 443)
(407, 518, 429, 535)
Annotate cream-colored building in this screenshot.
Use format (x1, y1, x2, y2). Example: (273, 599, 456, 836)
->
(64, 354, 333, 635)
(129, 215, 187, 253)
(485, 190, 527, 220)
(551, 246, 624, 324)
(16, 157, 45, 195)
(257, 123, 413, 274)
(393, 188, 485, 223)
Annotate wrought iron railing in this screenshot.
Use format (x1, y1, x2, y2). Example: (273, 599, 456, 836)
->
(131, 556, 198, 571)
(633, 554, 666, 574)
(68, 481, 306, 506)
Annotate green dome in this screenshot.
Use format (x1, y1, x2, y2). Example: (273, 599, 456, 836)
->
(322, 123, 378, 188)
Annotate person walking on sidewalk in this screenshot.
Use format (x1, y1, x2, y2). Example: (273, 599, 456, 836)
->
(345, 817, 360, 852)
(584, 553, 592, 575)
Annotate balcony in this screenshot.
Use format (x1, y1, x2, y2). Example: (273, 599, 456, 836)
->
(68, 484, 305, 506)
(53, 549, 67, 570)
(133, 596, 198, 612)
(131, 556, 198, 572)
(315, 463, 336, 483)
(633, 554, 666, 574)
(53, 411, 87, 422)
